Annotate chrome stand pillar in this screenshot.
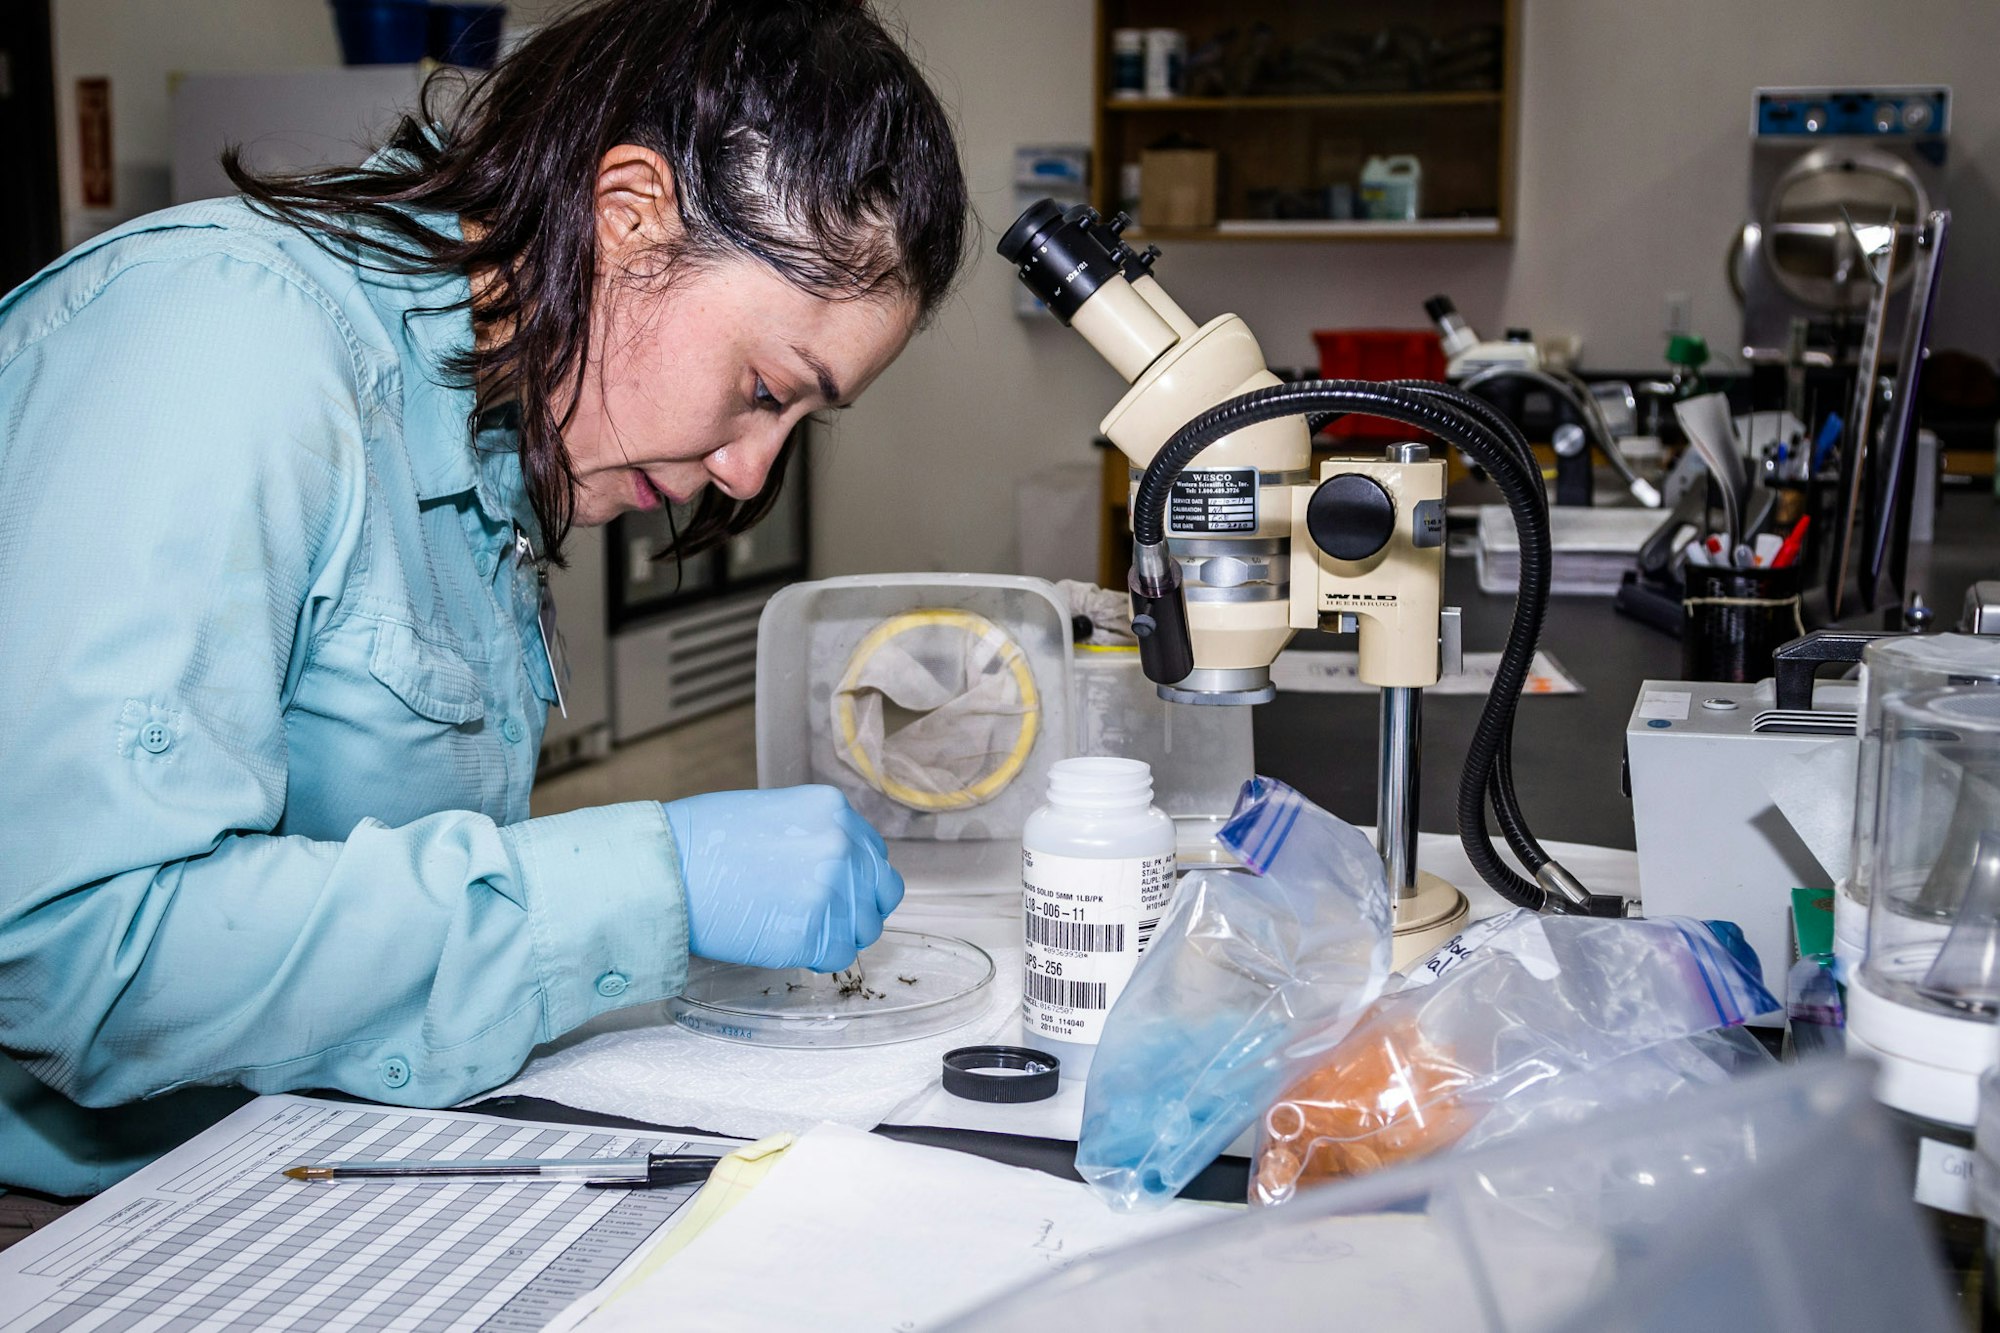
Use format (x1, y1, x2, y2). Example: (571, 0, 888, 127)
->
(1378, 686, 1422, 900)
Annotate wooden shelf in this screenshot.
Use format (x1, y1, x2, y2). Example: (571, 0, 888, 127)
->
(1129, 217, 1503, 242)
(1092, 0, 1519, 240)
(1105, 91, 1502, 113)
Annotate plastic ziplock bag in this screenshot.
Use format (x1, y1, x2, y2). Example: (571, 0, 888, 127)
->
(1252, 909, 1781, 1206)
(1075, 777, 1392, 1211)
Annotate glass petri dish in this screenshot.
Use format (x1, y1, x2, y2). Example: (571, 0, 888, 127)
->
(668, 929, 996, 1049)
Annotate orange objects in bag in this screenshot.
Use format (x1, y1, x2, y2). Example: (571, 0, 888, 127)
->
(1252, 1003, 1480, 1205)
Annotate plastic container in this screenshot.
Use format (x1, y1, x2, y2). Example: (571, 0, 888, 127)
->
(1109, 29, 1145, 99)
(938, 1062, 1957, 1333)
(1309, 329, 1446, 442)
(1838, 635, 2000, 974)
(1072, 646, 1251, 862)
(1142, 29, 1184, 99)
(667, 929, 994, 1048)
(757, 575, 1072, 848)
(329, 0, 430, 65)
(1358, 154, 1421, 221)
(1847, 687, 2000, 1275)
(427, 3, 506, 68)
(1021, 758, 1175, 1049)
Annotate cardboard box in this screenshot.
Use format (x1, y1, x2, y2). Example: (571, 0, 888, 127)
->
(1139, 148, 1218, 229)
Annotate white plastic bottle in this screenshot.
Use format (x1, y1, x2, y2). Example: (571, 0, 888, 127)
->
(1021, 757, 1176, 1054)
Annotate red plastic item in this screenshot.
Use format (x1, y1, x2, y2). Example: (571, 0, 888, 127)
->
(1310, 329, 1448, 442)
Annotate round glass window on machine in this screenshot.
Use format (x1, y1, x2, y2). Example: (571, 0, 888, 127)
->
(1847, 686, 2000, 1294)
(1839, 636, 2000, 975)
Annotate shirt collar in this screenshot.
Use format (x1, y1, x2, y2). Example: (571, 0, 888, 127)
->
(347, 204, 537, 540)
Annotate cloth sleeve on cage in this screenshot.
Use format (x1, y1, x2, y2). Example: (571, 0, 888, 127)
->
(1056, 579, 1136, 647)
(831, 611, 1042, 812)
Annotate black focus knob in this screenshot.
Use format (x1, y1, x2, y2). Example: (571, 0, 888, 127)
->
(1307, 474, 1396, 562)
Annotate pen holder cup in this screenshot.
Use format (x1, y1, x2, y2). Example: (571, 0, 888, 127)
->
(1682, 564, 1805, 683)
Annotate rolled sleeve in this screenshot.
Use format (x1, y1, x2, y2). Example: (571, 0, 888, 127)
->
(503, 801, 689, 1037)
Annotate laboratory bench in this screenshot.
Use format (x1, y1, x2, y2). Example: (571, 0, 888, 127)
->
(1259, 482, 1997, 852)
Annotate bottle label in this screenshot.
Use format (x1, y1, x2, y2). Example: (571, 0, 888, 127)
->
(1914, 1136, 1978, 1216)
(1021, 848, 1175, 1044)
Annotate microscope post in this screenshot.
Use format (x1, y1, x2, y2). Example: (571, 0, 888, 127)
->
(1379, 685, 1423, 898)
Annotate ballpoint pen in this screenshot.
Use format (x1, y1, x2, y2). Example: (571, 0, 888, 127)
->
(281, 1151, 725, 1190)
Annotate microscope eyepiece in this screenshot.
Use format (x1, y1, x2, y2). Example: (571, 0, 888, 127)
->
(995, 199, 1064, 266)
(996, 198, 1158, 327)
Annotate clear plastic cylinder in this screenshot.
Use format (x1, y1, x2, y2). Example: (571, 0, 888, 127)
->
(1861, 686, 2000, 1020)
(1838, 635, 2000, 970)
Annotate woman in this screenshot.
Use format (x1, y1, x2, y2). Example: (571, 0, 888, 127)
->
(0, 0, 966, 1198)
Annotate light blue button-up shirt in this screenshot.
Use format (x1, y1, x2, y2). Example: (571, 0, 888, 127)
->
(0, 199, 689, 1195)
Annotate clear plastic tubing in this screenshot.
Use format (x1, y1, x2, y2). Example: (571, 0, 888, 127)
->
(1021, 758, 1175, 1059)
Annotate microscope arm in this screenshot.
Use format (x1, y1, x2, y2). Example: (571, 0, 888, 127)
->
(1131, 377, 1608, 916)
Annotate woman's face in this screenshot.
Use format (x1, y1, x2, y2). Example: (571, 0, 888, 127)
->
(560, 234, 919, 529)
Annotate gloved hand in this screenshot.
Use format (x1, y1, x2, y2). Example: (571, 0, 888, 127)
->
(662, 785, 904, 972)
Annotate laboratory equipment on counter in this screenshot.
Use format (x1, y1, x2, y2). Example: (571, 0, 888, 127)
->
(1425, 294, 1661, 510)
(1839, 633, 2000, 976)
(1733, 86, 1949, 366)
(1626, 630, 1866, 1019)
(997, 200, 1618, 965)
(1847, 687, 2000, 1266)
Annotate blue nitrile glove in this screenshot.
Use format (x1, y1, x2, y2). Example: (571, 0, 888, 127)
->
(661, 785, 905, 972)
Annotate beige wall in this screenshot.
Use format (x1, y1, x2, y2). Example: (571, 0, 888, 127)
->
(50, 1, 340, 242)
(814, 0, 2000, 578)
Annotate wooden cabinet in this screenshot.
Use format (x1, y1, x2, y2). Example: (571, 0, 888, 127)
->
(1092, 0, 1519, 241)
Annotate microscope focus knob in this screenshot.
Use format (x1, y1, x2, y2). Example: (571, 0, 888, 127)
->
(1307, 474, 1397, 562)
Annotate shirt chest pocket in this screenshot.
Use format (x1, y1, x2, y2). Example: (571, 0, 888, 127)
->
(369, 619, 488, 727)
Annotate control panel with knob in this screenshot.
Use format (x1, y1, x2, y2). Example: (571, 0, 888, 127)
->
(1289, 446, 1448, 688)
(1306, 473, 1397, 562)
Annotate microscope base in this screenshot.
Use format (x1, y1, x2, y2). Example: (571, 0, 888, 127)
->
(1390, 871, 1470, 970)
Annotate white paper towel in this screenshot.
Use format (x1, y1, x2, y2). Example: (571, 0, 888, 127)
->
(480, 949, 1024, 1139)
(1766, 738, 1859, 883)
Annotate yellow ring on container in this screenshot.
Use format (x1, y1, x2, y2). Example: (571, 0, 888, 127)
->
(833, 609, 1041, 811)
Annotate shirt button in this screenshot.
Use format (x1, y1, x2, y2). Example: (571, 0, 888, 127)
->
(381, 1057, 411, 1089)
(501, 717, 525, 744)
(139, 723, 173, 754)
(596, 972, 629, 999)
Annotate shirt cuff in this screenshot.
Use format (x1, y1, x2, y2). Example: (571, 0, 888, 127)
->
(500, 802, 688, 1039)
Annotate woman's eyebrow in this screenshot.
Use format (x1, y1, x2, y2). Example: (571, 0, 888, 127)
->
(791, 345, 843, 406)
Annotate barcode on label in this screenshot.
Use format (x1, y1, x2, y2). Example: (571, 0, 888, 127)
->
(1026, 915, 1125, 952)
(1136, 917, 1161, 951)
(1025, 971, 1108, 1010)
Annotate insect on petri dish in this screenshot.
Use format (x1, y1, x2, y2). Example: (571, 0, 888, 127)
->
(668, 929, 996, 1048)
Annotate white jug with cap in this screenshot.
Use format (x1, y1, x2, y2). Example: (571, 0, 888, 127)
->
(1359, 155, 1422, 222)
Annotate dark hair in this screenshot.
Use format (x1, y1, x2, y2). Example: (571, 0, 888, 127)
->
(224, 0, 967, 565)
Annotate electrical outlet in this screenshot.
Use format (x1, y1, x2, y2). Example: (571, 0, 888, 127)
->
(1664, 291, 1692, 337)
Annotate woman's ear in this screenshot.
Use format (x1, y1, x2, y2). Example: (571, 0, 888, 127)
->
(594, 144, 680, 266)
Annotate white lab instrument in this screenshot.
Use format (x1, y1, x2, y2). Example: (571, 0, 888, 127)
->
(1625, 670, 1859, 1021)
(1839, 634, 2000, 973)
(1847, 688, 2000, 1138)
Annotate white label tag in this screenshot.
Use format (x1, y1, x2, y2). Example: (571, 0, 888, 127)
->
(1638, 690, 1691, 721)
(537, 575, 570, 719)
(1914, 1137, 1978, 1216)
(1402, 912, 1561, 990)
(1021, 849, 1174, 1045)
